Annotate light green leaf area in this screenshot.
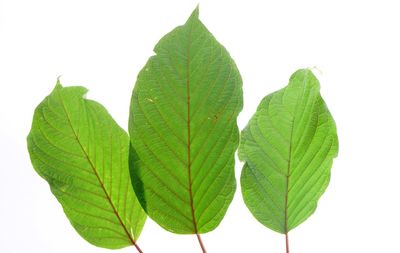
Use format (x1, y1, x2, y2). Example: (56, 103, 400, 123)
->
(27, 82, 146, 249)
(239, 69, 338, 234)
(129, 7, 243, 234)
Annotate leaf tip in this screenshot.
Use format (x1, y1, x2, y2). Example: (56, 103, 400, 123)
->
(56, 75, 63, 88)
(289, 68, 319, 87)
(187, 4, 200, 23)
(293, 68, 313, 77)
(310, 66, 323, 75)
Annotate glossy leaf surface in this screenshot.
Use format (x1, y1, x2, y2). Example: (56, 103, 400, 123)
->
(129, 8, 243, 234)
(239, 69, 338, 233)
(27, 82, 146, 249)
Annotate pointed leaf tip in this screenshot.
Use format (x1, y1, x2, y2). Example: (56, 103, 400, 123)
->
(289, 68, 320, 90)
(186, 5, 200, 23)
(290, 68, 313, 79)
(55, 76, 63, 88)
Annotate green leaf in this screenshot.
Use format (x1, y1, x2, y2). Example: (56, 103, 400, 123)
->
(239, 69, 338, 234)
(27, 81, 146, 250)
(129, 7, 243, 234)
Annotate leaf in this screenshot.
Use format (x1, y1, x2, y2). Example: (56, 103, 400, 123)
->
(27, 81, 146, 250)
(239, 69, 338, 234)
(129, 7, 243, 234)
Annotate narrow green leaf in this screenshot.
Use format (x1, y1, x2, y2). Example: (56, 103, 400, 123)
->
(239, 69, 338, 234)
(27, 81, 146, 250)
(129, 7, 243, 234)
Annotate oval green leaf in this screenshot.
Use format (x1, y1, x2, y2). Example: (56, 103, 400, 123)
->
(27, 82, 146, 250)
(129, 7, 243, 234)
(239, 69, 338, 234)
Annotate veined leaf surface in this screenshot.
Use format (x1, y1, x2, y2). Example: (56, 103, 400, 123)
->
(129, 7, 243, 234)
(239, 69, 338, 234)
(27, 82, 146, 250)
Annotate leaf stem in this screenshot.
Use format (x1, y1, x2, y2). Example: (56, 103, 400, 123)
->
(133, 243, 144, 253)
(196, 233, 207, 253)
(285, 233, 290, 253)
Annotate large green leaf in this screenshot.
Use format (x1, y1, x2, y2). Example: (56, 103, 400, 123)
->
(239, 69, 338, 234)
(27, 82, 146, 250)
(129, 7, 243, 234)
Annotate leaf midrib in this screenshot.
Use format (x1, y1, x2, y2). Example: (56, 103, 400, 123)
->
(55, 89, 137, 246)
(186, 20, 199, 234)
(283, 73, 309, 233)
(284, 120, 295, 234)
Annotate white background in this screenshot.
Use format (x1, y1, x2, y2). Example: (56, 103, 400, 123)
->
(1, 0, 400, 252)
